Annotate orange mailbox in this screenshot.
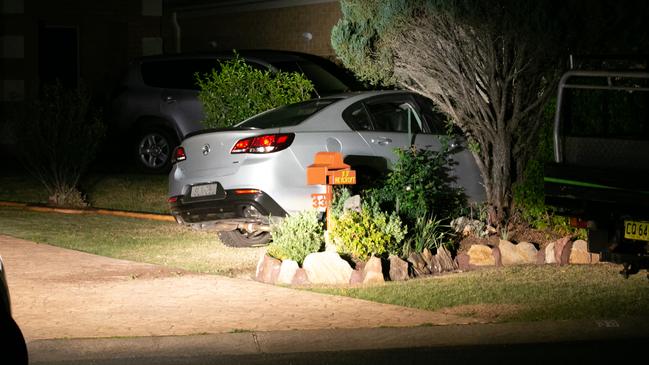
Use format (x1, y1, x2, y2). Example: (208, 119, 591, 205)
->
(306, 152, 356, 229)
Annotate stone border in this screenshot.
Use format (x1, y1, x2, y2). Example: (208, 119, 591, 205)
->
(455, 237, 600, 271)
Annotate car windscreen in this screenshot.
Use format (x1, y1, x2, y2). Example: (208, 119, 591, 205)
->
(235, 99, 339, 129)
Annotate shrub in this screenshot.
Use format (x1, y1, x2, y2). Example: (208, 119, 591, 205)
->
(366, 141, 466, 226)
(402, 213, 453, 256)
(330, 203, 406, 259)
(195, 53, 315, 129)
(267, 210, 324, 265)
(9, 82, 105, 207)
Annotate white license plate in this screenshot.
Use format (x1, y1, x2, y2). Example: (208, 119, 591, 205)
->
(190, 183, 218, 198)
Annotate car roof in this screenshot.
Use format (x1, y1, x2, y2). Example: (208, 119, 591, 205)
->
(134, 49, 324, 63)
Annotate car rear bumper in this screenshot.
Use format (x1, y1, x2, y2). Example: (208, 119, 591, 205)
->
(169, 187, 288, 228)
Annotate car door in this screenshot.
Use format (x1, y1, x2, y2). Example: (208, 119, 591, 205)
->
(354, 94, 433, 167)
(413, 94, 485, 202)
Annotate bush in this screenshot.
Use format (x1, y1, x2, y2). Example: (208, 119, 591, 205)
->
(195, 53, 315, 129)
(402, 213, 453, 256)
(9, 82, 105, 207)
(366, 142, 466, 226)
(267, 210, 324, 265)
(330, 203, 406, 259)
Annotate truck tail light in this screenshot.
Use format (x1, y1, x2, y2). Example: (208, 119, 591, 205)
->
(231, 133, 294, 154)
(569, 217, 589, 229)
(171, 146, 186, 164)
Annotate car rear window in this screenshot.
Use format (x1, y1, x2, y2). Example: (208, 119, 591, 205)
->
(236, 99, 339, 129)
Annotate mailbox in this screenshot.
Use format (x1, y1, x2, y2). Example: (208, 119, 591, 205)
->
(306, 152, 356, 229)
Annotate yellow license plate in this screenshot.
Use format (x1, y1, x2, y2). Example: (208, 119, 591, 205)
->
(623, 220, 649, 241)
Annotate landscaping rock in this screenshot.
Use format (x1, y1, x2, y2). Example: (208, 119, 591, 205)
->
(436, 246, 458, 272)
(536, 248, 546, 265)
(302, 251, 353, 285)
(545, 243, 557, 264)
(291, 268, 310, 285)
(570, 239, 591, 264)
(554, 236, 573, 265)
(491, 246, 502, 267)
(455, 253, 471, 271)
(518, 242, 539, 264)
(349, 269, 363, 284)
(277, 259, 299, 285)
(591, 252, 600, 263)
(467, 244, 495, 266)
(255, 254, 281, 284)
(421, 248, 435, 271)
(343, 195, 361, 213)
(450, 217, 483, 237)
(388, 255, 409, 281)
(498, 240, 517, 265)
(499, 240, 538, 266)
(362, 256, 385, 284)
(407, 252, 430, 276)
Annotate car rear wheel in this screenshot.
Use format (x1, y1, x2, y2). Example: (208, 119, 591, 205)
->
(135, 128, 178, 173)
(218, 229, 271, 247)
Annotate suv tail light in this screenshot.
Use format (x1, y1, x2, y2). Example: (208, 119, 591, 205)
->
(171, 146, 186, 164)
(231, 133, 295, 154)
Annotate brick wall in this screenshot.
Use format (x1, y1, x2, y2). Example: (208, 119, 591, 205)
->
(169, 1, 341, 58)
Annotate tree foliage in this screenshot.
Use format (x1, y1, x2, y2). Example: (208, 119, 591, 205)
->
(333, 0, 555, 224)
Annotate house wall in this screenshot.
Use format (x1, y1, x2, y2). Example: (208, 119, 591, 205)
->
(165, 0, 341, 58)
(0, 0, 162, 103)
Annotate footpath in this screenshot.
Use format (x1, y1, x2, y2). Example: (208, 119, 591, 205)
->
(2, 234, 648, 364)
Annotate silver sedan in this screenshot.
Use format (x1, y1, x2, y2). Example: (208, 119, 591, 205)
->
(168, 91, 484, 247)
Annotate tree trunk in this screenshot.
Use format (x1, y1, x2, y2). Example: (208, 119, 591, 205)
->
(483, 134, 513, 227)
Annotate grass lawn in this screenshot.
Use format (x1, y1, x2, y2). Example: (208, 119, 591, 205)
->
(1, 206, 647, 323)
(311, 264, 649, 322)
(0, 173, 169, 213)
(0, 207, 264, 278)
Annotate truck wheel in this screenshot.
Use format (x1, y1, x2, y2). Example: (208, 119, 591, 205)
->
(135, 128, 178, 173)
(218, 229, 271, 247)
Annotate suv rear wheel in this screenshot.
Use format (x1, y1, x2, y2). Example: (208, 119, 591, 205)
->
(218, 229, 271, 247)
(135, 127, 178, 173)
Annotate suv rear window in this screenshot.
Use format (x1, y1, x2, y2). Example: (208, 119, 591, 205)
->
(273, 61, 349, 95)
(236, 99, 339, 129)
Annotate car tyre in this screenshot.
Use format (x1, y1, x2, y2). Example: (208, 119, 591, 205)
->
(0, 317, 28, 365)
(135, 127, 178, 173)
(218, 229, 271, 247)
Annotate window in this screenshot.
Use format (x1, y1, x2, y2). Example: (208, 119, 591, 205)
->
(414, 95, 447, 134)
(342, 102, 372, 131)
(365, 98, 423, 133)
(236, 98, 339, 129)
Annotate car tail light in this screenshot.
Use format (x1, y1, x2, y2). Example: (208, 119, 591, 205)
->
(171, 146, 186, 164)
(231, 133, 294, 154)
(234, 189, 261, 195)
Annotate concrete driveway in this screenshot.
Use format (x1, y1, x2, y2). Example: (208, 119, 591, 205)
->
(0, 235, 479, 342)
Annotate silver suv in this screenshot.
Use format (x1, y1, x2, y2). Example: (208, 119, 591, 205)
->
(168, 91, 484, 247)
(109, 50, 360, 172)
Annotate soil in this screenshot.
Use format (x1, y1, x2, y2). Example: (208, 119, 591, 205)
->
(457, 224, 568, 253)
